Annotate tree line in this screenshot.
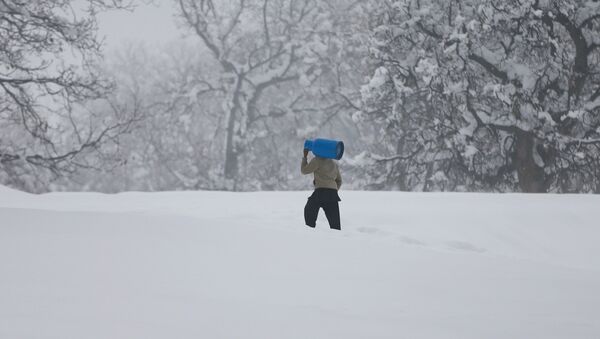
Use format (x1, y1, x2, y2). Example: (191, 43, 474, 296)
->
(1, 0, 599, 193)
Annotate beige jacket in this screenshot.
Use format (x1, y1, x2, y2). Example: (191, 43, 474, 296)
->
(301, 156, 342, 190)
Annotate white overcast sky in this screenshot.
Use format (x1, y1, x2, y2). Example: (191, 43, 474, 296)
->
(96, 1, 182, 50)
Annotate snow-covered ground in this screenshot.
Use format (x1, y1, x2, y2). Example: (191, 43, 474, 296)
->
(1, 186, 599, 338)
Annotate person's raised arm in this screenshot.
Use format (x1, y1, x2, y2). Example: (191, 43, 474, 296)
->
(301, 150, 319, 174)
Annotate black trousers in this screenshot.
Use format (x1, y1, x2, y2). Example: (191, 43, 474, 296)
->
(304, 188, 341, 230)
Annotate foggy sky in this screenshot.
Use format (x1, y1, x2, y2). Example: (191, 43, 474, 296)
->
(96, 1, 181, 50)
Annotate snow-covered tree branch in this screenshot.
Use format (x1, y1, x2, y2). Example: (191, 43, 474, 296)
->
(0, 0, 138, 191)
(361, 0, 600, 192)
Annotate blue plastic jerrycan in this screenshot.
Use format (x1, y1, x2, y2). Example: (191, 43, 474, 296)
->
(304, 138, 344, 160)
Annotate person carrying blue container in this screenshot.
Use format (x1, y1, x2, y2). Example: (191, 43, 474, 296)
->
(301, 138, 344, 230)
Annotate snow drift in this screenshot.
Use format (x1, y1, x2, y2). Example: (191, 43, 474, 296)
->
(1, 187, 599, 338)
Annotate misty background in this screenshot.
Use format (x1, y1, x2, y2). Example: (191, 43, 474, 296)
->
(2, 0, 600, 194)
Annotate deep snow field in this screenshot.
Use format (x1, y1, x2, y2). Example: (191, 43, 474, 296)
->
(1, 185, 599, 339)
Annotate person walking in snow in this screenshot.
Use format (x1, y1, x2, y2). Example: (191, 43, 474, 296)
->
(301, 148, 342, 230)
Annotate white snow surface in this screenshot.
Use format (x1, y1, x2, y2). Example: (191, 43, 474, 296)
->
(1, 187, 599, 338)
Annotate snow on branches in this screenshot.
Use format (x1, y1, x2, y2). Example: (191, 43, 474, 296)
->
(0, 0, 138, 192)
(361, 0, 600, 192)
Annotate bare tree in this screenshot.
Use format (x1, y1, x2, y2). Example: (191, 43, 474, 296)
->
(0, 0, 137, 191)
(176, 0, 342, 189)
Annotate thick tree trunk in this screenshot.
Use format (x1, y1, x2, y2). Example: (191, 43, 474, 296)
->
(224, 108, 238, 180)
(224, 77, 243, 181)
(224, 137, 238, 180)
(514, 130, 547, 193)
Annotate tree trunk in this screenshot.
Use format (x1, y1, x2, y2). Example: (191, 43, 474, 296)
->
(224, 107, 238, 180)
(514, 130, 546, 193)
(224, 77, 243, 181)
